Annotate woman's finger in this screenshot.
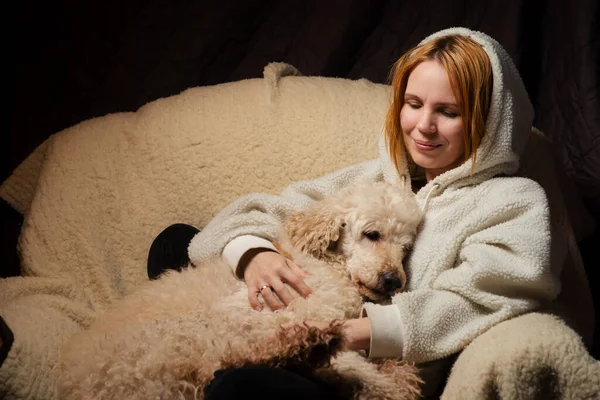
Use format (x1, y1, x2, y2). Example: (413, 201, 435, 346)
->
(270, 279, 295, 306)
(281, 260, 313, 298)
(260, 286, 284, 311)
(247, 287, 263, 312)
(286, 259, 309, 279)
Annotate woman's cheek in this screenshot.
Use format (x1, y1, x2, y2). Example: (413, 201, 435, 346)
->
(399, 107, 415, 133)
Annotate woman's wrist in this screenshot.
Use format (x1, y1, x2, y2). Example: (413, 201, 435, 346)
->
(343, 318, 371, 351)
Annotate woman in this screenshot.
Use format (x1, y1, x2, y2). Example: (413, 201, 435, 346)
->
(148, 27, 561, 398)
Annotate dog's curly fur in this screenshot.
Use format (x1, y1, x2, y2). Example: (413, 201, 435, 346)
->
(58, 181, 423, 400)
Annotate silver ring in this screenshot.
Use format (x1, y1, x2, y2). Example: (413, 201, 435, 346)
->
(258, 284, 272, 294)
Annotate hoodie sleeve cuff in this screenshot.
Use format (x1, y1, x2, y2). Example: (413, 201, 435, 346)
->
(222, 235, 278, 277)
(361, 303, 404, 359)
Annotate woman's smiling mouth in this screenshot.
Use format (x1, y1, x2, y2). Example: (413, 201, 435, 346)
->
(413, 139, 442, 151)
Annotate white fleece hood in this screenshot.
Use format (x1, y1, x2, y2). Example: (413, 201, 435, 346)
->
(380, 27, 535, 193)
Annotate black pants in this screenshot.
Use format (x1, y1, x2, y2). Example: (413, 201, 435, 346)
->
(147, 223, 200, 279)
(204, 365, 346, 400)
(147, 224, 346, 400)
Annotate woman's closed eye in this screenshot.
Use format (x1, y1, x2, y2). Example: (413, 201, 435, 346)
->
(406, 101, 421, 109)
(439, 108, 459, 118)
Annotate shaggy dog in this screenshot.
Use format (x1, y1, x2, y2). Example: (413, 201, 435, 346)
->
(58, 181, 423, 400)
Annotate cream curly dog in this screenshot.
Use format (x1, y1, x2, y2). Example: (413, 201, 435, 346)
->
(59, 181, 423, 400)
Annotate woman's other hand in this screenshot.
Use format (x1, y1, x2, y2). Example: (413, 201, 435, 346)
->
(242, 250, 312, 311)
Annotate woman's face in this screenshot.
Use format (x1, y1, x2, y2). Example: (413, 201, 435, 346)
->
(400, 60, 465, 181)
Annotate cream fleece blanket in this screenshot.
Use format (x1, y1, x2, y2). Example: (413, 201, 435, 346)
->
(0, 63, 597, 399)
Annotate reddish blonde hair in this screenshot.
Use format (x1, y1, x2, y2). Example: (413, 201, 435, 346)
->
(385, 34, 493, 175)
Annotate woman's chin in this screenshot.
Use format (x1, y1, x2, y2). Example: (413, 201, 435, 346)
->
(408, 153, 461, 175)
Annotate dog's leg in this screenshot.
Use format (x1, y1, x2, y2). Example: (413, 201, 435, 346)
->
(218, 322, 421, 400)
(316, 351, 422, 400)
(219, 321, 346, 375)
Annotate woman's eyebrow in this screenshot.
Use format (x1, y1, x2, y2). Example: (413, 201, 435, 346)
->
(435, 102, 460, 108)
(404, 93, 458, 108)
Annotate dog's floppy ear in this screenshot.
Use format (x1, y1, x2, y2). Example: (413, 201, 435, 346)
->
(285, 204, 345, 262)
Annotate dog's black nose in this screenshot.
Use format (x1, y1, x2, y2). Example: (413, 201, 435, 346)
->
(380, 273, 403, 293)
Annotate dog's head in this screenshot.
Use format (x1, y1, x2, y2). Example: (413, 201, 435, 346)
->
(285, 181, 422, 302)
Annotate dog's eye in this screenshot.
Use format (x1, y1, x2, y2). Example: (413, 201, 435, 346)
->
(363, 231, 381, 241)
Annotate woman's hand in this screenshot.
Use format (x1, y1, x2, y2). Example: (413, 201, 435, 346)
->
(243, 250, 312, 311)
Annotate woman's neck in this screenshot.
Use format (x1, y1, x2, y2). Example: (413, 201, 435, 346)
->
(424, 157, 465, 182)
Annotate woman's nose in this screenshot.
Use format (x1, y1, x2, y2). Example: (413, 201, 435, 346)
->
(416, 111, 436, 134)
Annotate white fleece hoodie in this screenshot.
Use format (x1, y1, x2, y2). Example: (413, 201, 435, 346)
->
(188, 27, 560, 364)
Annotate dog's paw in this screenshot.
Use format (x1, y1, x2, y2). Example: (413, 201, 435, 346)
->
(374, 359, 423, 399)
(314, 352, 423, 400)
